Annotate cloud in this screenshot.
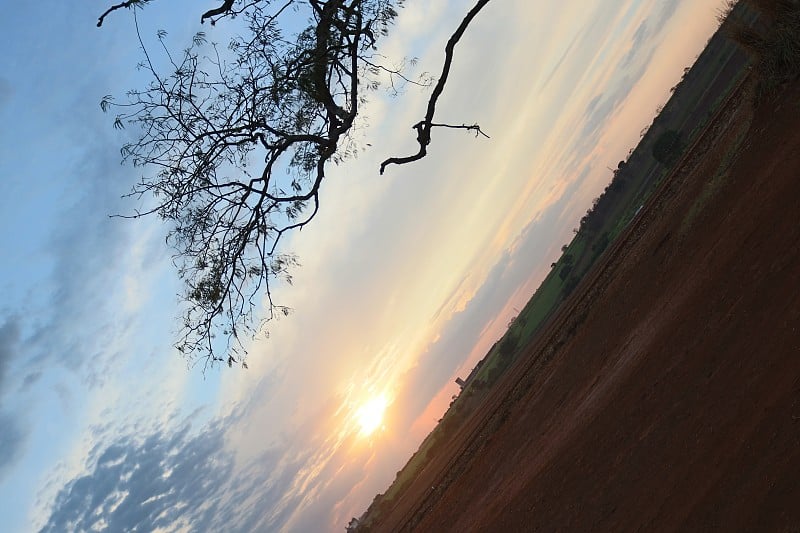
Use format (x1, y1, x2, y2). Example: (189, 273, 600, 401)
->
(0, 0, 176, 391)
(570, 4, 684, 163)
(620, 19, 654, 69)
(0, 316, 20, 394)
(40, 419, 234, 532)
(619, 0, 682, 70)
(578, 77, 634, 144)
(0, 410, 25, 480)
(38, 407, 363, 533)
(539, 31, 583, 92)
(15, 128, 174, 396)
(0, 14, 189, 513)
(390, 183, 581, 431)
(652, 0, 682, 30)
(0, 317, 26, 481)
(21, 371, 42, 389)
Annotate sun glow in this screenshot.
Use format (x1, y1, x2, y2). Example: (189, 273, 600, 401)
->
(355, 394, 388, 437)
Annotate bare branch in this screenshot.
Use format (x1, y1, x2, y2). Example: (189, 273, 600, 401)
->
(201, 0, 235, 24)
(428, 122, 489, 137)
(97, 0, 149, 27)
(380, 0, 492, 174)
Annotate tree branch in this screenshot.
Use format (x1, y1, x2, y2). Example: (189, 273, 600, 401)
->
(201, 0, 235, 24)
(97, 0, 145, 27)
(379, 0, 492, 174)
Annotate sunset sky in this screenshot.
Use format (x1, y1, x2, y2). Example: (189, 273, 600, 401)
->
(0, 0, 728, 530)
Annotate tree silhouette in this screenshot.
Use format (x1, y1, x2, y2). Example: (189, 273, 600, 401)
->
(98, 0, 492, 368)
(379, 0, 491, 173)
(652, 129, 684, 166)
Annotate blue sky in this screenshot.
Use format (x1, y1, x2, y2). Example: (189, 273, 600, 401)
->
(0, 1, 726, 531)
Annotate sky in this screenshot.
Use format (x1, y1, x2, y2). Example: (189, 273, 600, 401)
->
(0, 0, 728, 531)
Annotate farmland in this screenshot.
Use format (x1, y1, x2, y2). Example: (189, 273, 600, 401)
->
(354, 2, 800, 530)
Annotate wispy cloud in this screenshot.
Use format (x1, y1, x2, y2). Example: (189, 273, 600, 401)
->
(0, 411, 25, 481)
(0, 318, 25, 480)
(39, 419, 235, 532)
(0, 317, 20, 395)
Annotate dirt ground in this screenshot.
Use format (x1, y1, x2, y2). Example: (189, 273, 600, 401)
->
(372, 77, 800, 532)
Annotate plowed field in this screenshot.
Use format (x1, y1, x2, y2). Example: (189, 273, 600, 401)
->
(373, 78, 800, 532)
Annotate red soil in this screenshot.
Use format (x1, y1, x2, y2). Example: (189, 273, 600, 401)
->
(373, 78, 800, 532)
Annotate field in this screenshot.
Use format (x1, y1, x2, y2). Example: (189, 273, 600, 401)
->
(364, 70, 800, 532)
(356, 5, 757, 525)
(355, 4, 800, 530)
(448, 1, 753, 398)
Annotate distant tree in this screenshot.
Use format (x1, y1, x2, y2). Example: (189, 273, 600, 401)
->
(97, 0, 493, 368)
(346, 517, 360, 532)
(591, 232, 610, 259)
(558, 252, 575, 281)
(609, 161, 627, 192)
(558, 264, 573, 282)
(651, 129, 684, 166)
(498, 332, 519, 358)
(562, 274, 580, 296)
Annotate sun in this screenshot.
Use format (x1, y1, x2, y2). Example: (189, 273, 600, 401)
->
(355, 394, 388, 437)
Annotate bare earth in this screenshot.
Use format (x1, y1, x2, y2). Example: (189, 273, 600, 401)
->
(374, 78, 800, 532)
